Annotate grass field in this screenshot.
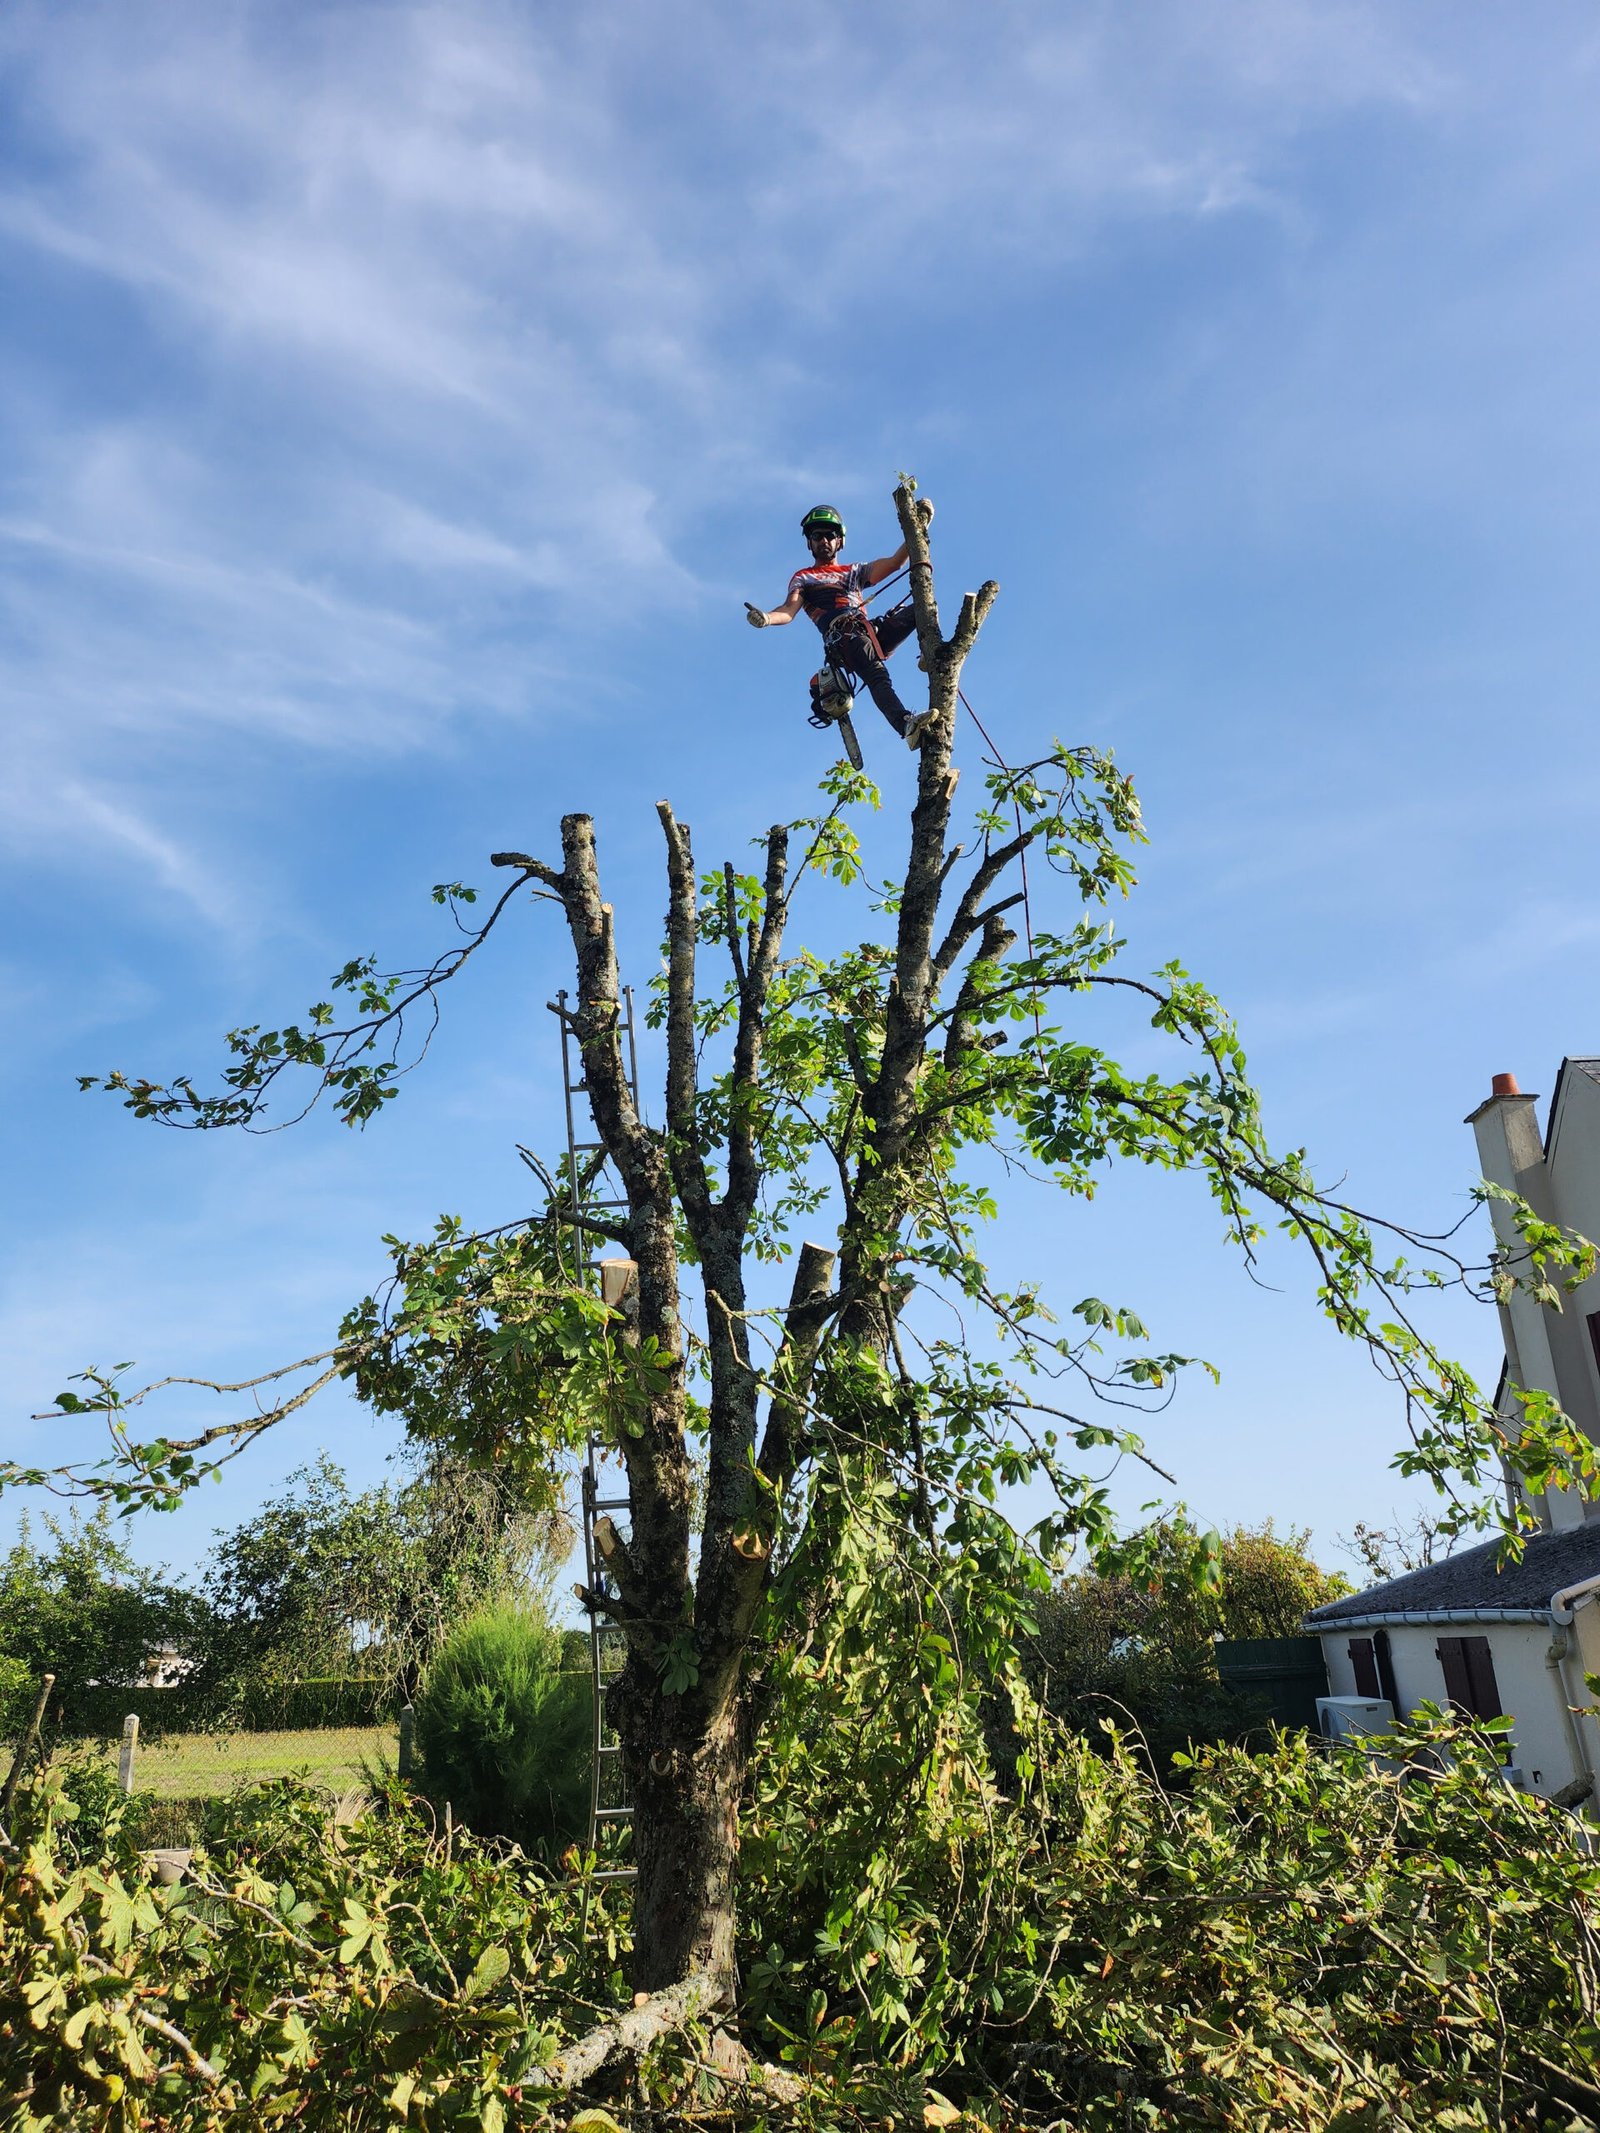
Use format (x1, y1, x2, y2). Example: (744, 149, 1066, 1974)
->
(90, 1725, 399, 1799)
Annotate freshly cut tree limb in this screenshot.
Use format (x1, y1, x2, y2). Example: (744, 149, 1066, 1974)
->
(897, 479, 943, 672)
(542, 1969, 721, 2092)
(725, 826, 790, 1224)
(656, 804, 716, 1233)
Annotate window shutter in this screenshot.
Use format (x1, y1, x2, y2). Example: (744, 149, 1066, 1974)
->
(1460, 1635, 1502, 1720)
(1373, 1628, 1399, 1708)
(1436, 1636, 1473, 1713)
(1348, 1637, 1380, 1698)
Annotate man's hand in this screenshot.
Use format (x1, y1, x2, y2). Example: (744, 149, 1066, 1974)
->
(745, 602, 769, 629)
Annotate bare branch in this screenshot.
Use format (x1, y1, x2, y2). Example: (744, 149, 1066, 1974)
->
(657, 803, 715, 1228)
(757, 1240, 839, 1489)
(894, 478, 942, 671)
(489, 850, 566, 894)
(543, 1968, 723, 2090)
(725, 825, 790, 1225)
(931, 831, 1037, 991)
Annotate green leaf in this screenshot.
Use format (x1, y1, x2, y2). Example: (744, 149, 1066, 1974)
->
(462, 1944, 510, 2002)
(61, 2003, 96, 2050)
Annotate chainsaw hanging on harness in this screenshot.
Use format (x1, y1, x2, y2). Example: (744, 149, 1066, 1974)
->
(807, 659, 864, 771)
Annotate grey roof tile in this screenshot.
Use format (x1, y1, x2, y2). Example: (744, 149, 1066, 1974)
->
(1306, 1520, 1600, 1623)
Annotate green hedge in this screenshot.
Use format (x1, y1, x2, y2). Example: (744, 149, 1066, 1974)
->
(41, 1676, 398, 1741)
(238, 1676, 398, 1730)
(47, 1680, 217, 1742)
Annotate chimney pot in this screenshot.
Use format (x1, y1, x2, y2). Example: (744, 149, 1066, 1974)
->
(1491, 1072, 1521, 1099)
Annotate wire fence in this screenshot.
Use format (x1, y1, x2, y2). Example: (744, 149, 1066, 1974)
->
(84, 1720, 406, 1800)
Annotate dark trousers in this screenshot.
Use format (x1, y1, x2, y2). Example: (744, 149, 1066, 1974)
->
(825, 601, 918, 735)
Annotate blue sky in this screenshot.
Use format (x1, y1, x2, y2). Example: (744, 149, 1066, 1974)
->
(5, 0, 1600, 1586)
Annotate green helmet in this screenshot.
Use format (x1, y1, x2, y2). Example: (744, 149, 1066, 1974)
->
(801, 504, 846, 543)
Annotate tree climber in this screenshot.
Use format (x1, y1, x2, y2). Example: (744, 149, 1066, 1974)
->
(746, 503, 934, 750)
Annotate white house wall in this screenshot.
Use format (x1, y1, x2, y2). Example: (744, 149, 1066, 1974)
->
(1319, 1621, 1586, 1798)
(1471, 1088, 1591, 1526)
(1545, 1064, 1600, 1462)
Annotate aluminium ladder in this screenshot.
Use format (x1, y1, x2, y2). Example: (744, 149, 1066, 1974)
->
(551, 986, 639, 1881)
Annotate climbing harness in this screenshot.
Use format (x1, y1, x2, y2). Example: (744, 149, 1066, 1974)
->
(803, 566, 911, 769)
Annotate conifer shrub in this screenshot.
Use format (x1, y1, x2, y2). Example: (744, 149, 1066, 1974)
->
(412, 1603, 589, 1855)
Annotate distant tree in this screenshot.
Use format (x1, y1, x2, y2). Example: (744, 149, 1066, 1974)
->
(0, 1506, 206, 1730)
(1340, 1509, 1447, 1582)
(202, 1452, 564, 1714)
(1207, 1519, 1355, 1637)
(1022, 1518, 1352, 1765)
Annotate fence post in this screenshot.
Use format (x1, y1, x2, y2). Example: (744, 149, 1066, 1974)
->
(0, 1672, 57, 1827)
(118, 1713, 140, 1796)
(398, 1704, 415, 1781)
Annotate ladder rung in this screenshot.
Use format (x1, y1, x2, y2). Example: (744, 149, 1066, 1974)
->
(591, 1868, 637, 1883)
(597, 1742, 624, 1756)
(595, 1806, 634, 1821)
(593, 1497, 630, 1513)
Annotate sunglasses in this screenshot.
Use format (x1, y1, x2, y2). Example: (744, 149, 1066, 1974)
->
(807, 529, 841, 543)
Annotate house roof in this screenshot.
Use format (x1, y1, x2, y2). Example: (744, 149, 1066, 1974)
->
(1306, 1519, 1600, 1626)
(1546, 1056, 1600, 1157)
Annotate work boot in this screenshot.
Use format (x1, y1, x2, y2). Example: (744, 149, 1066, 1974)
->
(904, 711, 934, 751)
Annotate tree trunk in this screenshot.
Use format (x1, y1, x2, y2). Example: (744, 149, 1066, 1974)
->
(621, 1662, 743, 1999)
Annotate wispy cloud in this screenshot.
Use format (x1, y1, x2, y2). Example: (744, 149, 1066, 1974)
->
(0, 0, 1552, 929)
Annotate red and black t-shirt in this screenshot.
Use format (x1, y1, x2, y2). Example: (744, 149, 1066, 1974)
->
(788, 559, 870, 637)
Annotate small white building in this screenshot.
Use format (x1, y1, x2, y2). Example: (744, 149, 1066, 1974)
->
(1306, 1063, 1600, 1804)
(1306, 1524, 1600, 1798)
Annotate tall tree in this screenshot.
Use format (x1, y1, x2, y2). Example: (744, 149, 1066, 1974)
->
(12, 484, 1593, 2019)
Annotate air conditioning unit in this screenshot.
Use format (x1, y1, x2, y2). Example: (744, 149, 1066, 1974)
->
(1317, 1696, 1395, 1741)
(1499, 1765, 1529, 1791)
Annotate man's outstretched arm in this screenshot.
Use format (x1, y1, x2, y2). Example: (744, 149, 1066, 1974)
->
(746, 589, 803, 628)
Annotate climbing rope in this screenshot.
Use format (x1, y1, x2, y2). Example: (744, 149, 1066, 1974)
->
(958, 685, 1046, 1066)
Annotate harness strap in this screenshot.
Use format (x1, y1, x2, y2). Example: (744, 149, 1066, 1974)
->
(825, 603, 894, 665)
